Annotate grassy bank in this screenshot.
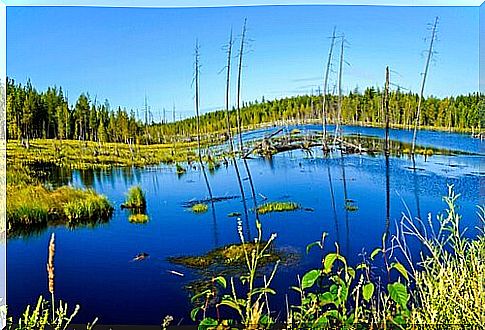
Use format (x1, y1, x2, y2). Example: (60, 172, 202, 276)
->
(6, 165, 113, 238)
(7, 139, 204, 170)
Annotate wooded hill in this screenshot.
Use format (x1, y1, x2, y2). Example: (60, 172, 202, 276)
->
(6, 78, 483, 144)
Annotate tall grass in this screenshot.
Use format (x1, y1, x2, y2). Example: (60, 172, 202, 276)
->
(7, 184, 113, 237)
(123, 186, 146, 209)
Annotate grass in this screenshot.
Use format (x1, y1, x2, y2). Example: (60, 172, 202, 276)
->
(123, 185, 146, 209)
(128, 213, 149, 224)
(168, 242, 282, 269)
(6, 164, 113, 237)
(7, 184, 113, 237)
(191, 203, 209, 213)
(7, 139, 203, 170)
(256, 201, 299, 214)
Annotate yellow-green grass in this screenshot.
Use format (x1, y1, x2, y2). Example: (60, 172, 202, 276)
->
(191, 203, 209, 213)
(123, 185, 146, 209)
(7, 184, 113, 237)
(128, 213, 149, 224)
(7, 139, 202, 170)
(256, 201, 299, 214)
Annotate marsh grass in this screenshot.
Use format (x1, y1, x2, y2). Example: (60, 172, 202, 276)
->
(7, 139, 201, 170)
(7, 183, 113, 237)
(256, 201, 299, 214)
(128, 213, 149, 224)
(191, 203, 209, 213)
(123, 186, 146, 209)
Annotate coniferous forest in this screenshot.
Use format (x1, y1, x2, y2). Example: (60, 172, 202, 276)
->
(6, 77, 483, 144)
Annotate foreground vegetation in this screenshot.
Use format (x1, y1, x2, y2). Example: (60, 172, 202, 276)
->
(184, 187, 484, 328)
(6, 165, 113, 238)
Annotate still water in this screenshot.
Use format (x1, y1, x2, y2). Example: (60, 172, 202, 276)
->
(7, 125, 483, 325)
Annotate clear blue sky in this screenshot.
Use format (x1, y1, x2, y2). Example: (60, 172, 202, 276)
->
(7, 5, 479, 120)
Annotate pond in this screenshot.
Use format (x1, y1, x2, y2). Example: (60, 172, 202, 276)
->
(7, 125, 484, 325)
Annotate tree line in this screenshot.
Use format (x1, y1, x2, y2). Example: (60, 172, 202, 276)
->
(6, 77, 483, 144)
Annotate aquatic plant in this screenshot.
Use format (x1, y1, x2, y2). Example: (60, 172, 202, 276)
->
(129, 213, 149, 224)
(188, 187, 484, 328)
(175, 163, 186, 175)
(256, 201, 299, 214)
(123, 185, 146, 209)
(191, 203, 209, 213)
(344, 200, 358, 212)
(7, 183, 113, 237)
(228, 212, 241, 217)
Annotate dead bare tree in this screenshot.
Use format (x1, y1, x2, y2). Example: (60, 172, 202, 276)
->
(224, 28, 251, 237)
(411, 16, 439, 156)
(333, 35, 345, 147)
(384, 66, 390, 155)
(236, 18, 247, 153)
(194, 40, 214, 201)
(322, 27, 337, 151)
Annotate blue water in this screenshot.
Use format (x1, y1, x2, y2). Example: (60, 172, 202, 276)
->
(7, 125, 484, 325)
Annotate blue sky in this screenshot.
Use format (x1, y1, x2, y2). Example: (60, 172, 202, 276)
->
(7, 4, 479, 120)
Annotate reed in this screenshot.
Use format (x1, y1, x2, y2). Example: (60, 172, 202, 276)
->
(46, 233, 55, 322)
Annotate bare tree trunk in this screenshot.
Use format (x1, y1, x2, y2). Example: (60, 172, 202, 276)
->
(322, 27, 336, 151)
(411, 16, 438, 156)
(194, 41, 214, 201)
(384, 66, 390, 155)
(333, 35, 345, 147)
(236, 19, 247, 153)
(224, 28, 251, 237)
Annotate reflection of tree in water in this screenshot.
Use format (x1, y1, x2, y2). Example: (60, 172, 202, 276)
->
(326, 157, 340, 247)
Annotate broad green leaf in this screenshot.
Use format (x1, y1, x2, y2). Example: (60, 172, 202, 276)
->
(313, 314, 329, 327)
(301, 269, 320, 289)
(318, 292, 336, 307)
(362, 283, 375, 301)
(347, 267, 356, 280)
(212, 276, 227, 289)
(370, 248, 381, 260)
(218, 298, 243, 313)
(251, 287, 276, 296)
(191, 289, 211, 303)
(323, 253, 346, 273)
(198, 317, 218, 330)
(190, 307, 201, 321)
(391, 262, 409, 281)
(388, 282, 409, 309)
(356, 263, 367, 270)
(306, 241, 322, 254)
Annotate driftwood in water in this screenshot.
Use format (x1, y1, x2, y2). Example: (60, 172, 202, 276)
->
(242, 127, 284, 158)
(182, 196, 239, 208)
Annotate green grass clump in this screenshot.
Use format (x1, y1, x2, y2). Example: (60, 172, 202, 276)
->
(191, 203, 209, 213)
(63, 190, 113, 224)
(256, 201, 299, 214)
(128, 213, 149, 224)
(7, 183, 113, 237)
(124, 185, 146, 209)
(176, 163, 186, 174)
